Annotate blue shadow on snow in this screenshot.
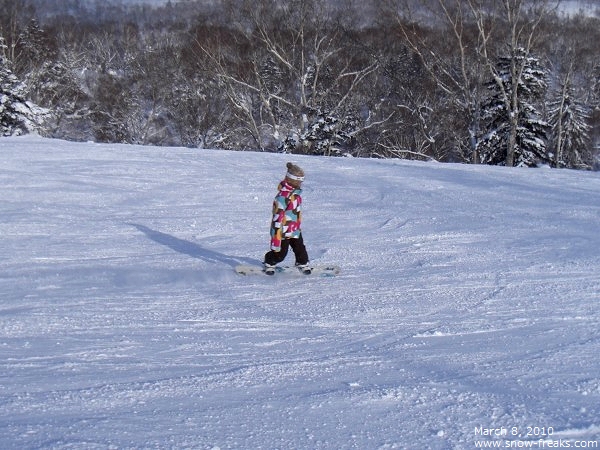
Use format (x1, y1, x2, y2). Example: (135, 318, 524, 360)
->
(130, 223, 260, 268)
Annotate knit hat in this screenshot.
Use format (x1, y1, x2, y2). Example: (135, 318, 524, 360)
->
(285, 162, 305, 182)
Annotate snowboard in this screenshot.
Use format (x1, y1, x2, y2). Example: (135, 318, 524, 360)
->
(235, 264, 340, 277)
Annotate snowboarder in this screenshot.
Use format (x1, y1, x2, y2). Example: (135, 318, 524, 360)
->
(263, 162, 311, 275)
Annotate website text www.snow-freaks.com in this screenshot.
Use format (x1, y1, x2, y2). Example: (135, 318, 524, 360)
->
(473, 426, 598, 448)
(474, 438, 599, 448)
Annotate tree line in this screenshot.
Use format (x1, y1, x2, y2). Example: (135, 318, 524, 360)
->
(1, 0, 599, 169)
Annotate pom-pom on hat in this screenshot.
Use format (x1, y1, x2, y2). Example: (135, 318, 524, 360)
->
(285, 162, 305, 182)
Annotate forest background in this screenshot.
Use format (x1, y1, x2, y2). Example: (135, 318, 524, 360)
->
(1, 0, 599, 169)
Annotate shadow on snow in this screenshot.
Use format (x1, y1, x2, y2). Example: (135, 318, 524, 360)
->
(130, 223, 260, 268)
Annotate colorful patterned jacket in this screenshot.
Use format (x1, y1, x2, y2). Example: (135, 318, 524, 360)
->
(270, 180, 302, 251)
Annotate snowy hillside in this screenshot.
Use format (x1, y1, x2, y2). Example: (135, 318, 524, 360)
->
(1, 136, 599, 449)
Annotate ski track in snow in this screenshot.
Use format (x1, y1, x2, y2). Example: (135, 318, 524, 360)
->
(1, 136, 599, 449)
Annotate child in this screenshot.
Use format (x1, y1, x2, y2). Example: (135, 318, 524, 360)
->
(263, 162, 311, 275)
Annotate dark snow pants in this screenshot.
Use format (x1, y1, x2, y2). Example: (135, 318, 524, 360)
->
(264, 234, 309, 266)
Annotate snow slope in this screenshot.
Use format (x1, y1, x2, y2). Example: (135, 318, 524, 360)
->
(1, 136, 599, 449)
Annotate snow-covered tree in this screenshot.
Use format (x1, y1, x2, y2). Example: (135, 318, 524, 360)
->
(477, 49, 550, 167)
(593, 64, 600, 108)
(89, 71, 132, 143)
(25, 59, 91, 140)
(548, 74, 593, 169)
(279, 110, 356, 156)
(16, 19, 55, 76)
(199, 0, 378, 154)
(592, 64, 600, 167)
(0, 53, 41, 136)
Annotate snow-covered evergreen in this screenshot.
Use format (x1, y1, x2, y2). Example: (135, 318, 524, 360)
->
(0, 53, 41, 136)
(477, 50, 551, 167)
(278, 110, 357, 156)
(548, 79, 593, 169)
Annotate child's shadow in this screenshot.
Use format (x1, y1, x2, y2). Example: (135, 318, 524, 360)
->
(130, 223, 260, 268)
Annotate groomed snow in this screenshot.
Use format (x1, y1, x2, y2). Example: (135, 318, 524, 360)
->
(1, 136, 599, 449)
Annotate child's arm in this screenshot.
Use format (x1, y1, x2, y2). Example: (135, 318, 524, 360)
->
(270, 194, 287, 251)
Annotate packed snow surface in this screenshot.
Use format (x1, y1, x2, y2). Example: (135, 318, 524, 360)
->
(1, 136, 599, 449)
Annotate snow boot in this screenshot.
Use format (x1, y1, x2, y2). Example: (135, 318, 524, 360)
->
(263, 263, 276, 275)
(296, 263, 312, 275)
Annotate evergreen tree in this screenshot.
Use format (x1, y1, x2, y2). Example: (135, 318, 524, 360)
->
(279, 109, 357, 156)
(301, 110, 356, 156)
(17, 19, 55, 76)
(477, 49, 550, 167)
(592, 64, 600, 168)
(0, 53, 36, 136)
(29, 61, 91, 140)
(548, 79, 593, 169)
